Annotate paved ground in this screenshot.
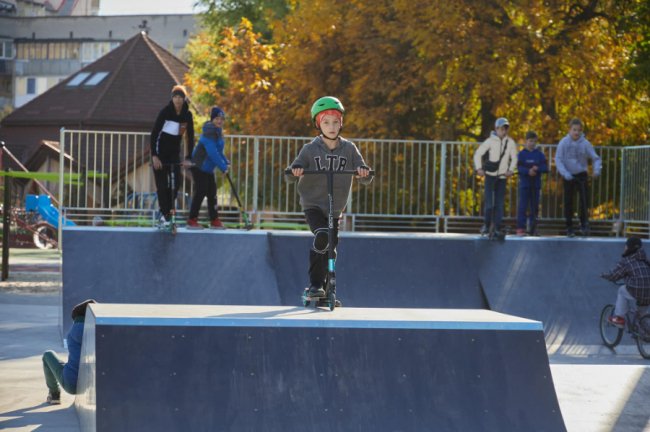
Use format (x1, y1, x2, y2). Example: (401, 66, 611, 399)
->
(0, 248, 649, 431)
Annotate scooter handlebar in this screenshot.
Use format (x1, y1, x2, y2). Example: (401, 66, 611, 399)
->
(284, 168, 376, 176)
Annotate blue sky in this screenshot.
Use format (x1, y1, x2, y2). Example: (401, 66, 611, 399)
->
(98, 0, 205, 15)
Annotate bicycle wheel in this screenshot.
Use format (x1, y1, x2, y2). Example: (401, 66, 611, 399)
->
(33, 223, 56, 250)
(600, 304, 623, 348)
(635, 314, 650, 359)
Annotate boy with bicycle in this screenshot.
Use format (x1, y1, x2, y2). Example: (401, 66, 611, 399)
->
(286, 96, 372, 298)
(601, 237, 650, 327)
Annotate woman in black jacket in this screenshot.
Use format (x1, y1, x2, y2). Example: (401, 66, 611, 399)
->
(150, 85, 195, 226)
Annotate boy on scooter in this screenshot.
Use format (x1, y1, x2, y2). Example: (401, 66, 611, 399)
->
(286, 96, 373, 298)
(600, 237, 650, 327)
(187, 106, 229, 229)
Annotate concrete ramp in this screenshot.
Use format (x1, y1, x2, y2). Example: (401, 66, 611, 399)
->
(76, 304, 566, 432)
(62, 227, 279, 331)
(270, 232, 486, 309)
(476, 237, 625, 352)
(62, 228, 629, 352)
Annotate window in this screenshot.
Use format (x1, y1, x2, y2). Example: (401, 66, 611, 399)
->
(0, 41, 13, 59)
(84, 72, 109, 86)
(27, 78, 36, 94)
(66, 72, 91, 87)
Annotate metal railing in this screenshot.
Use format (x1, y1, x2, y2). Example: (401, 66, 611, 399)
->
(57, 129, 649, 236)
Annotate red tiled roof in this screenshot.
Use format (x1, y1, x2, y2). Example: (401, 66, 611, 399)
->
(2, 31, 189, 128)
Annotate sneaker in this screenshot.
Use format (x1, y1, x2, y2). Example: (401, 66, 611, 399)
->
(566, 227, 575, 238)
(158, 215, 170, 228)
(186, 218, 203, 230)
(308, 285, 326, 298)
(608, 315, 625, 327)
(516, 228, 526, 236)
(210, 218, 225, 229)
(47, 391, 61, 405)
(480, 225, 489, 236)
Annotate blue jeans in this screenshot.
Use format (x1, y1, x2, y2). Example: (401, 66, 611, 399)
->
(517, 184, 540, 230)
(484, 176, 506, 230)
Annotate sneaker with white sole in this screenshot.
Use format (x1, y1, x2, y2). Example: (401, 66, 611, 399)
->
(47, 391, 61, 405)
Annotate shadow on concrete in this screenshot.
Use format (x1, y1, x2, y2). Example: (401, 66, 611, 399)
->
(612, 367, 650, 432)
(0, 403, 79, 431)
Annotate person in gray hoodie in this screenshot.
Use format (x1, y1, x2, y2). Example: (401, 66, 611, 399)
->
(286, 96, 372, 298)
(554, 118, 602, 237)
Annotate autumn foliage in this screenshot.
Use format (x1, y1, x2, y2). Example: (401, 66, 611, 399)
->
(186, 0, 649, 145)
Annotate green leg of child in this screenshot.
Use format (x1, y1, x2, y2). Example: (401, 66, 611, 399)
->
(42, 350, 75, 403)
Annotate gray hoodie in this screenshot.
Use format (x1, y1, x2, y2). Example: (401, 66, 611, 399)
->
(555, 133, 602, 180)
(286, 136, 373, 216)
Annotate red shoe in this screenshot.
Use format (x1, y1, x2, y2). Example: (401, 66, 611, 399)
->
(608, 315, 625, 327)
(186, 218, 203, 230)
(210, 218, 225, 229)
(516, 228, 526, 236)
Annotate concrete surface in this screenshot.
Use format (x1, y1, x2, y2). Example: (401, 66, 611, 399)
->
(1, 247, 650, 431)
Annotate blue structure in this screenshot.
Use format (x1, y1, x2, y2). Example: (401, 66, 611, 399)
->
(76, 304, 566, 432)
(25, 194, 75, 228)
(61, 227, 626, 352)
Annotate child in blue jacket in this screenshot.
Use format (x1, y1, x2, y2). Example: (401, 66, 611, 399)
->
(42, 299, 96, 404)
(187, 107, 229, 229)
(516, 131, 548, 236)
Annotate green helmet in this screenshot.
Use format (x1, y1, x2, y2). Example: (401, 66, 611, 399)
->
(310, 96, 345, 126)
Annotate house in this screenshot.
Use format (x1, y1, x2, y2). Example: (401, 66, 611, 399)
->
(0, 31, 195, 205)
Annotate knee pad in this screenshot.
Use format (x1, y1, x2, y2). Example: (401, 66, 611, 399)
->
(312, 228, 329, 254)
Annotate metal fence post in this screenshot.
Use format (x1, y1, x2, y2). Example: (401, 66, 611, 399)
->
(619, 148, 625, 237)
(438, 143, 447, 232)
(252, 137, 259, 226)
(58, 127, 65, 252)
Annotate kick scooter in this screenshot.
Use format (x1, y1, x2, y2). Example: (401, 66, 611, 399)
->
(286, 167, 375, 311)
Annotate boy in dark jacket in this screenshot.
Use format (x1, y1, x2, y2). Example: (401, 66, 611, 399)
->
(516, 131, 548, 236)
(286, 96, 373, 298)
(601, 238, 650, 327)
(187, 106, 229, 229)
(42, 299, 96, 404)
(150, 85, 195, 227)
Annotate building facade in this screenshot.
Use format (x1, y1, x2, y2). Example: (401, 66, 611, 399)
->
(0, 0, 197, 109)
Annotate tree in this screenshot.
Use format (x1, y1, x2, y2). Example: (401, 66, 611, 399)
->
(196, 0, 289, 41)
(188, 0, 649, 144)
(186, 18, 280, 134)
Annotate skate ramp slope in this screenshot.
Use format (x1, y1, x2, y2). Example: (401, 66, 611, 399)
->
(61, 227, 279, 331)
(270, 232, 487, 309)
(476, 237, 627, 351)
(76, 304, 566, 432)
(62, 229, 487, 332)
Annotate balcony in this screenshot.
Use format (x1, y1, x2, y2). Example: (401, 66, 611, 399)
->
(14, 59, 82, 76)
(0, 59, 12, 75)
